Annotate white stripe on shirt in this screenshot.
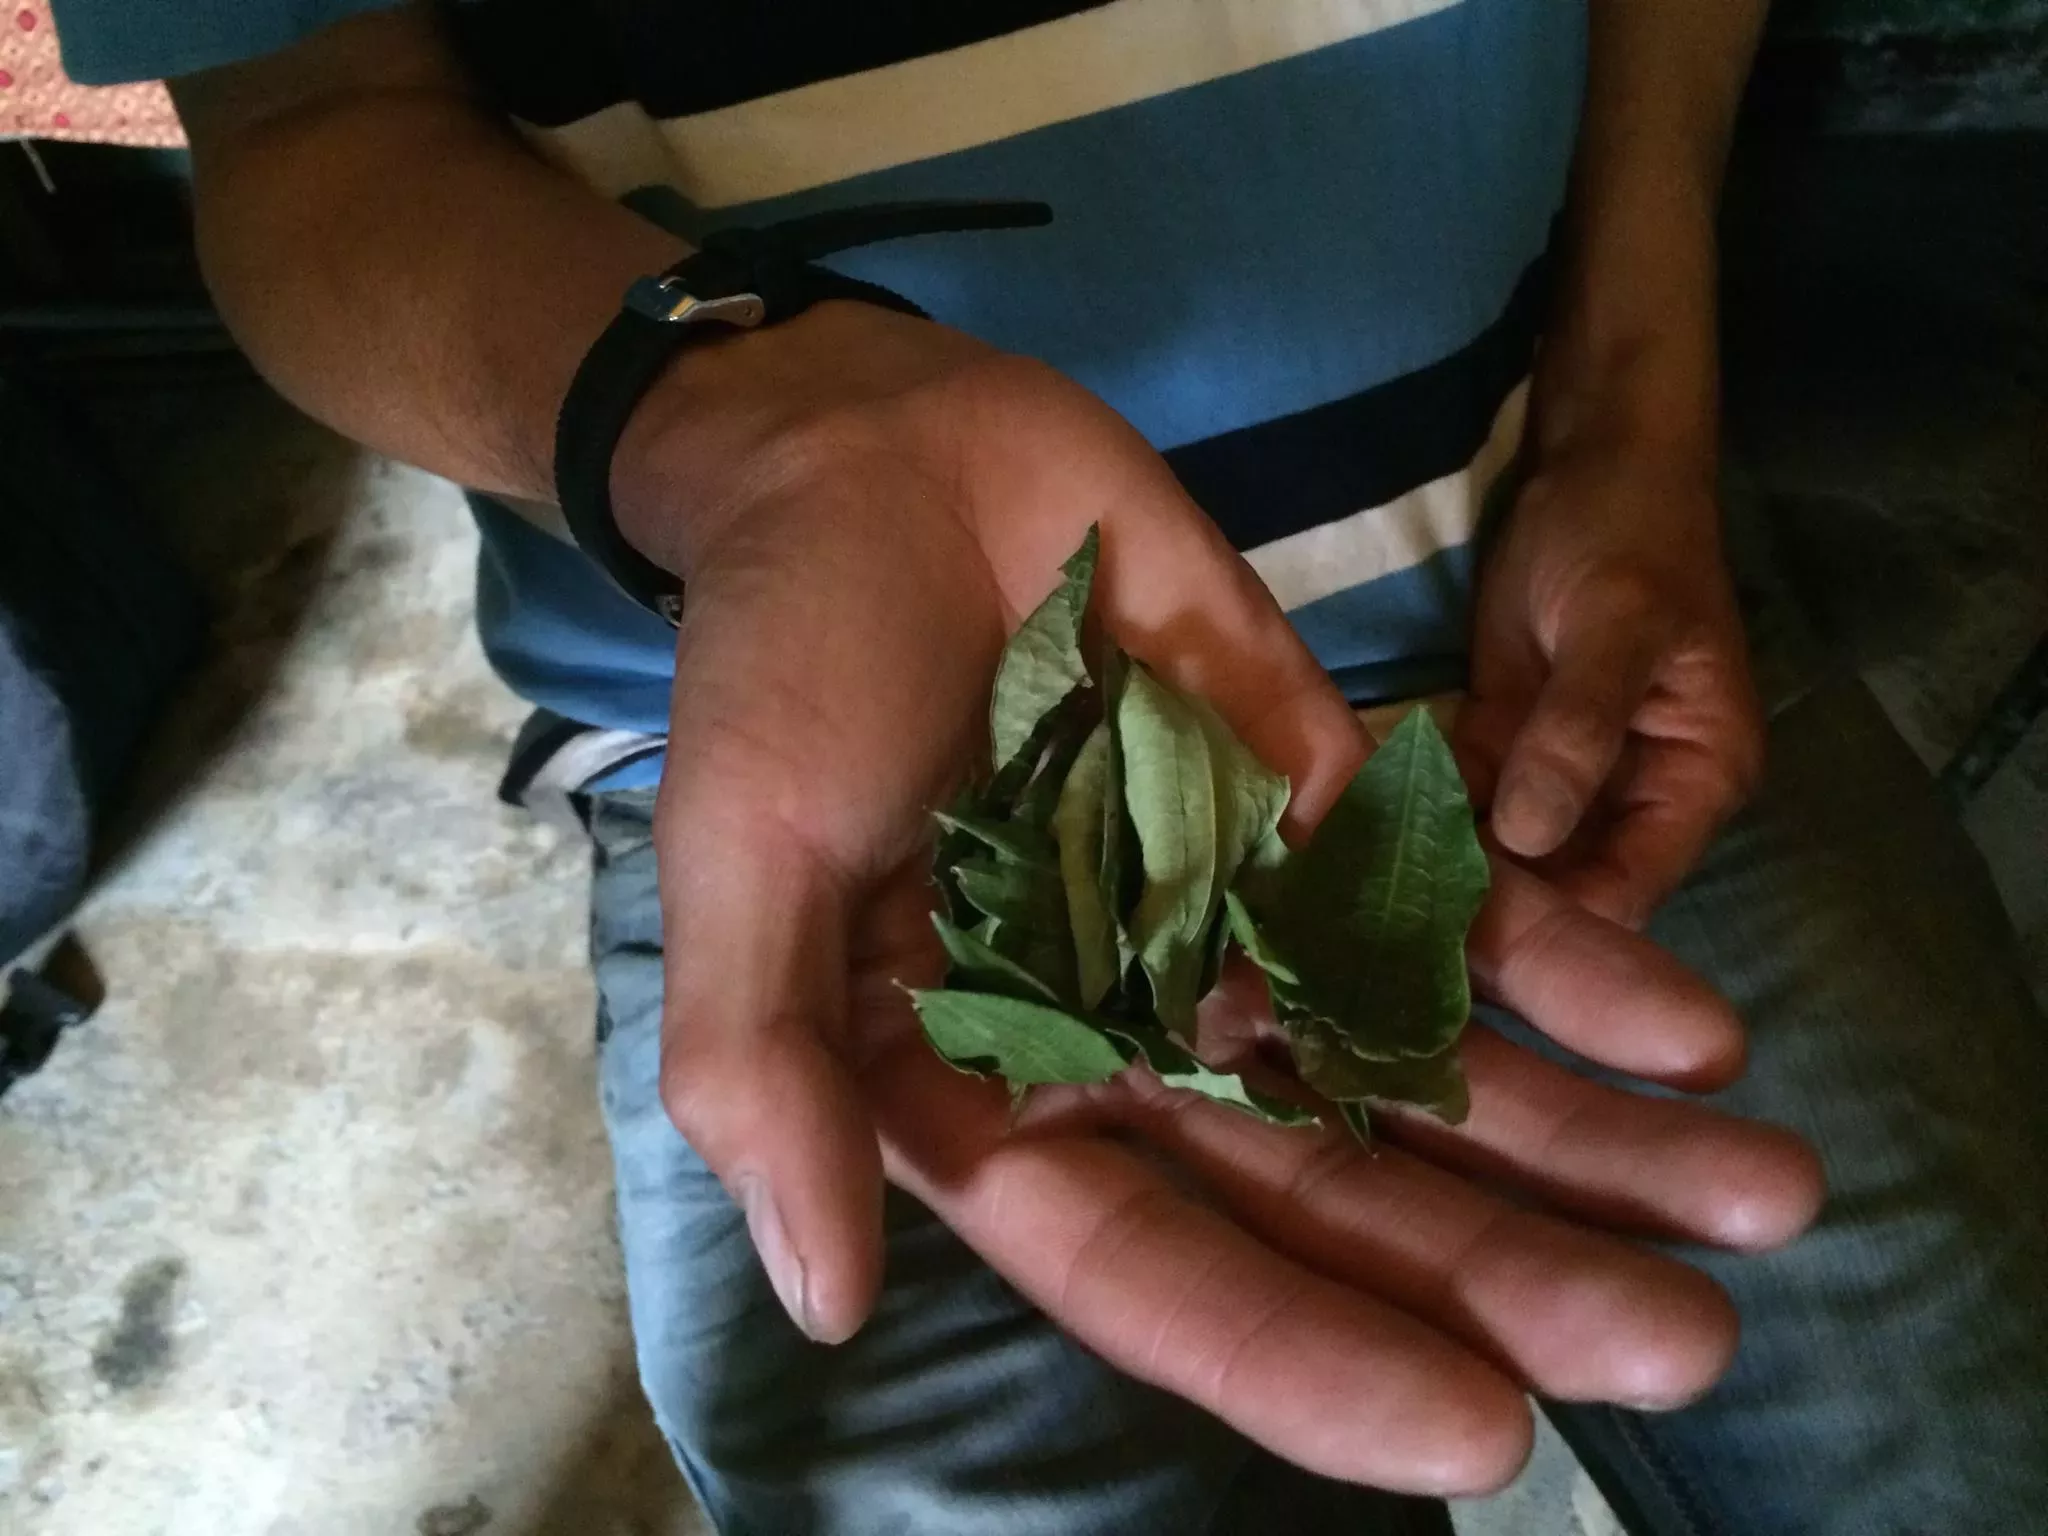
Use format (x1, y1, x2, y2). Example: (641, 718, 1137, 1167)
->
(518, 0, 1457, 208)
(1245, 375, 1527, 611)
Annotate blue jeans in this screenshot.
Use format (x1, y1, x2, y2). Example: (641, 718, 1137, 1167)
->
(588, 668, 2048, 1534)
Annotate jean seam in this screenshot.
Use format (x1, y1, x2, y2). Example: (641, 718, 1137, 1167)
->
(659, 1428, 732, 1534)
(1611, 1408, 1720, 1536)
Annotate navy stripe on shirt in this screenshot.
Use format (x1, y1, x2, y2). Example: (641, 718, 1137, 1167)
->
(1167, 253, 1546, 552)
(452, 0, 1115, 129)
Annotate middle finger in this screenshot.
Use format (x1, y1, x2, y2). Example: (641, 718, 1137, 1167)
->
(1125, 1077, 1741, 1409)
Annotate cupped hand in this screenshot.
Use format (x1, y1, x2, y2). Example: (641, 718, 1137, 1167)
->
(1459, 440, 1765, 928)
(620, 306, 1820, 1494)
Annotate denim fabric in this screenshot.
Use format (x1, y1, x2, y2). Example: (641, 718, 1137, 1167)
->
(0, 612, 88, 963)
(587, 668, 2048, 1535)
(1543, 670, 2048, 1535)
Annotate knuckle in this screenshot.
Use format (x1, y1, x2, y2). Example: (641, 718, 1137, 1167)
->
(1056, 1184, 1180, 1316)
(1280, 1136, 1360, 1211)
(1697, 725, 1765, 819)
(657, 1034, 740, 1155)
(1530, 706, 1615, 780)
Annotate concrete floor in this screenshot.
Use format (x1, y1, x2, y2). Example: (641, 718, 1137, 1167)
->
(4, 133, 2044, 1536)
(0, 394, 697, 1536)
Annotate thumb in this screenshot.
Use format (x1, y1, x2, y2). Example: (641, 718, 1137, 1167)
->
(1491, 605, 1669, 860)
(653, 782, 885, 1344)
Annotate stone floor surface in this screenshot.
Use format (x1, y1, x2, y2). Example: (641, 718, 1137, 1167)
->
(1, 390, 698, 1536)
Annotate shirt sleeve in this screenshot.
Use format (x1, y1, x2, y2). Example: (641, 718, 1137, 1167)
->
(47, 0, 406, 85)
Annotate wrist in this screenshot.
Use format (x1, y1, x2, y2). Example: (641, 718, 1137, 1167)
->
(1534, 177, 1721, 473)
(577, 200, 1052, 597)
(607, 301, 996, 576)
(605, 315, 794, 576)
(605, 304, 888, 577)
(1529, 330, 1719, 483)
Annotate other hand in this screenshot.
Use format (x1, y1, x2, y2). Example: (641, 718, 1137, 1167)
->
(1459, 438, 1764, 928)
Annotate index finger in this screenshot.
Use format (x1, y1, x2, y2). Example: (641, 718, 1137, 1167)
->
(1491, 614, 1669, 861)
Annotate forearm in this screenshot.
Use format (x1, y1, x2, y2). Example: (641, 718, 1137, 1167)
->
(1533, 0, 1769, 465)
(172, 6, 684, 504)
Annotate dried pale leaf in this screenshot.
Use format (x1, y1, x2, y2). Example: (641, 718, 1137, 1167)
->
(1197, 694, 1290, 903)
(1109, 1021, 1316, 1127)
(929, 911, 1058, 1004)
(1014, 690, 1096, 832)
(954, 855, 1075, 1002)
(1224, 890, 1300, 988)
(1265, 709, 1488, 1062)
(1118, 664, 1219, 1037)
(954, 856, 1041, 926)
(1336, 1101, 1375, 1147)
(1233, 821, 1292, 911)
(1288, 1014, 1470, 1124)
(990, 525, 1098, 771)
(932, 809, 1056, 868)
(1053, 722, 1120, 1009)
(1098, 645, 1138, 979)
(911, 988, 1128, 1084)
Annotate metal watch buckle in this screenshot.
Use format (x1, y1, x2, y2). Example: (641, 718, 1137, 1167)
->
(624, 276, 767, 328)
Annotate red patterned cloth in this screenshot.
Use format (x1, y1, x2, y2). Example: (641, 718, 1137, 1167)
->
(0, 1, 182, 146)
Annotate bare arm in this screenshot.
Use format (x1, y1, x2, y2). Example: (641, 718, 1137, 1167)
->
(172, 4, 1010, 564)
(1470, 0, 1772, 921)
(171, 4, 684, 505)
(1533, 0, 1770, 461)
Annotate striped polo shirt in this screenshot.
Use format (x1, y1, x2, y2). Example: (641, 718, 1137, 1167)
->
(58, 0, 1587, 783)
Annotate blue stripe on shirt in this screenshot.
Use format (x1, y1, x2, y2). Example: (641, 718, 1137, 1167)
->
(654, 0, 1582, 452)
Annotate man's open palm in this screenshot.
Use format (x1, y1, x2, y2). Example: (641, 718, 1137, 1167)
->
(635, 306, 1821, 1494)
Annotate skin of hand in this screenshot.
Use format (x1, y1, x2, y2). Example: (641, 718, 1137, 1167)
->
(618, 300, 1823, 1494)
(1458, 435, 1765, 930)
(1461, 0, 1774, 929)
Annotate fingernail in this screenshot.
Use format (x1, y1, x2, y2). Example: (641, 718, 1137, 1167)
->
(737, 1177, 815, 1339)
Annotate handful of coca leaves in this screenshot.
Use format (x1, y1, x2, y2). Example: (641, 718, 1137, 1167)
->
(911, 527, 1489, 1141)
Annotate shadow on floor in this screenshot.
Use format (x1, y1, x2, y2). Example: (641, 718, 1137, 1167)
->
(1723, 130, 2048, 761)
(64, 360, 364, 877)
(518, 1382, 705, 1536)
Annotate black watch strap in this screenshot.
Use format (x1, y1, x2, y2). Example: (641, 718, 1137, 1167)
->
(554, 199, 1052, 623)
